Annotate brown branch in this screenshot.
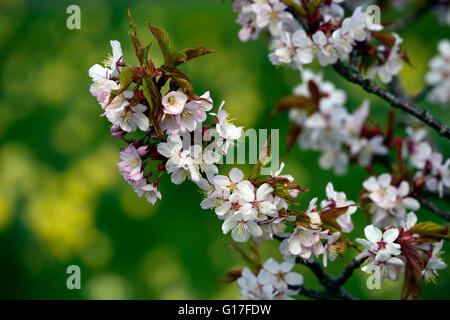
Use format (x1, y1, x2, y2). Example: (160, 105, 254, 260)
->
(413, 193, 450, 222)
(333, 61, 450, 140)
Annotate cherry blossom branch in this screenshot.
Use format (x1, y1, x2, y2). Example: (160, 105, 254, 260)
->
(414, 194, 450, 222)
(390, 0, 437, 31)
(332, 61, 450, 140)
(290, 284, 358, 300)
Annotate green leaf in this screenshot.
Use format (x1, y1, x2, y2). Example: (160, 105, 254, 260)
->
(142, 76, 164, 139)
(146, 21, 171, 64)
(114, 67, 138, 94)
(409, 222, 449, 240)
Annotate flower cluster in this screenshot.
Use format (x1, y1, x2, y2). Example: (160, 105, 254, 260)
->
(356, 217, 447, 286)
(362, 173, 420, 227)
(278, 183, 357, 266)
(289, 69, 387, 175)
(237, 258, 303, 300)
(402, 127, 450, 198)
(233, 1, 406, 83)
(426, 39, 450, 106)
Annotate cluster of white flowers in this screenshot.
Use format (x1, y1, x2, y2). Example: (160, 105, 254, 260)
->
(362, 173, 420, 227)
(277, 183, 356, 266)
(89, 41, 150, 133)
(356, 214, 447, 284)
(426, 39, 450, 106)
(289, 69, 387, 175)
(237, 258, 303, 300)
(356, 225, 405, 281)
(197, 164, 299, 242)
(402, 126, 450, 198)
(233, 1, 404, 83)
(89, 40, 246, 206)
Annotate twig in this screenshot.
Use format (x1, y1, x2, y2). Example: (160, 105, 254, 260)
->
(390, 0, 436, 31)
(295, 257, 366, 300)
(414, 194, 450, 222)
(333, 61, 450, 140)
(289, 285, 358, 300)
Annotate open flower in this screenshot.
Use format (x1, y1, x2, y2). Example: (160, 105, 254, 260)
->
(240, 183, 278, 220)
(117, 145, 143, 185)
(222, 211, 262, 242)
(162, 91, 188, 115)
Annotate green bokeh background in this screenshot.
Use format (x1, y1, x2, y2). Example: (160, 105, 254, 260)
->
(0, 0, 448, 299)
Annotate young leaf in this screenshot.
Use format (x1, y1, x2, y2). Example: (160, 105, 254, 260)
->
(168, 46, 215, 67)
(142, 76, 164, 139)
(372, 31, 396, 48)
(128, 10, 149, 68)
(401, 241, 423, 300)
(146, 21, 171, 64)
(270, 95, 316, 118)
(408, 222, 450, 240)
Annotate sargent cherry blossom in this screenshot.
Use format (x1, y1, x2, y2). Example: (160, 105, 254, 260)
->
(117, 145, 143, 185)
(252, 1, 293, 36)
(321, 182, 357, 233)
(368, 33, 404, 84)
(403, 127, 432, 169)
(363, 174, 397, 210)
(222, 211, 262, 242)
(157, 134, 184, 167)
(213, 168, 253, 199)
(240, 183, 278, 220)
(425, 39, 450, 106)
(103, 40, 123, 76)
(420, 152, 450, 198)
(323, 231, 341, 267)
(356, 225, 402, 262)
(212, 102, 243, 154)
(350, 135, 388, 167)
(108, 102, 150, 132)
(133, 180, 162, 205)
(422, 240, 447, 283)
(261, 258, 304, 290)
(162, 91, 187, 115)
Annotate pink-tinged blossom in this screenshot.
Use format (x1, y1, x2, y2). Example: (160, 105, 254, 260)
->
(426, 39, 450, 106)
(117, 145, 144, 185)
(418, 152, 450, 198)
(403, 127, 432, 169)
(222, 211, 262, 242)
(321, 182, 357, 233)
(133, 180, 162, 205)
(162, 91, 187, 115)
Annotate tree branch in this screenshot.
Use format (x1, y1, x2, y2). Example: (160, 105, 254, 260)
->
(332, 61, 450, 140)
(290, 285, 358, 300)
(294, 257, 366, 300)
(390, 0, 436, 31)
(414, 194, 450, 222)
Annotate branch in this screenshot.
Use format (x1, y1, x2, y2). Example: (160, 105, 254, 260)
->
(290, 285, 358, 300)
(390, 0, 436, 31)
(332, 61, 450, 140)
(414, 194, 450, 222)
(295, 257, 366, 300)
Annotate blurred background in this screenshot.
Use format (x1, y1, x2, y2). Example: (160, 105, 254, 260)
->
(0, 0, 449, 299)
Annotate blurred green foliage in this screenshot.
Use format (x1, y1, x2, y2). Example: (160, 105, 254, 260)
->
(0, 0, 448, 299)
